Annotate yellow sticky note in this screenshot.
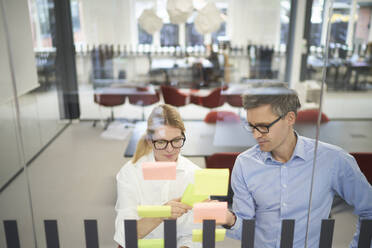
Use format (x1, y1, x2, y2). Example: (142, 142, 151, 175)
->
(138, 238, 164, 248)
(137, 206, 171, 218)
(192, 229, 226, 242)
(194, 169, 229, 196)
(181, 184, 209, 207)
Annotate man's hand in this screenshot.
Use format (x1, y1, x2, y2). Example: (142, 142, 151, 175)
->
(224, 210, 237, 227)
(200, 200, 237, 227)
(216, 210, 236, 227)
(164, 197, 192, 219)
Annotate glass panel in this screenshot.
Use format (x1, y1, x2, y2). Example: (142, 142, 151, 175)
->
(9, 0, 370, 247)
(309, 0, 372, 247)
(1, 0, 66, 246)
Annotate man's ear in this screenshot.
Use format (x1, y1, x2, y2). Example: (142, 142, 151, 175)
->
(286, 111, 296, 125)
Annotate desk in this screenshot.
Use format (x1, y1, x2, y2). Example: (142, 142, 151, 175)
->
(124, 120, 372, 157)
(344, 61, 371, 90)
(151, 58, 213, 70)
(94, 85, 156, 96)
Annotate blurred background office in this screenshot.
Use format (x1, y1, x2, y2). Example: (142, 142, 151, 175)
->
(1, 0, 372, 247)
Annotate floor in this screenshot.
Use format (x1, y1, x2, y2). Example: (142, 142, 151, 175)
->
(1, 85, 370, 247)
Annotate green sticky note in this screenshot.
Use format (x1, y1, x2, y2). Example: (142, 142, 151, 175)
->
(194, 169, 229, 196)
(192, 229, 226, 242)
(137, 205, 171, 218)
(138, 238, 164, 248)
(181, 184, 209, 207)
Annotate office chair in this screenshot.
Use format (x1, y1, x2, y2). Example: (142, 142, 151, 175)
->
(296, 109, 330, 123)
(205, 152, 240, 205)
(190, 87, 226, 109)
(350, 152, 372, 185)
(160, 85, 189, 107)
(203, 110, 240, 124)
(93, 94, 126, 129)
(128, 91, 160, 120)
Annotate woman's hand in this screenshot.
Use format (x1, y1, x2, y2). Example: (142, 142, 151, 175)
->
(164, 197, 192, 219)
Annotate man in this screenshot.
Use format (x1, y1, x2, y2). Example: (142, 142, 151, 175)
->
(222, 87, 372, 247)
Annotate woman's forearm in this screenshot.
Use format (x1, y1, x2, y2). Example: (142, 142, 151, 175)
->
(137, 217, 163, 239)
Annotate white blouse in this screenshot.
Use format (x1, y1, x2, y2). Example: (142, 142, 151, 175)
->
(114, 152, 202, 248)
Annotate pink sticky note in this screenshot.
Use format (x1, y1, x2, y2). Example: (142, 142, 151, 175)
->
(193, 202, 227, 223)
(142, 162, 177, 180)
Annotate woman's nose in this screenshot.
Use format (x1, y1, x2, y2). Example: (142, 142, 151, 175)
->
(165, 143, 174, 152)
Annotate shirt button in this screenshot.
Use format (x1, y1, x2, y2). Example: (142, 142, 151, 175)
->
(282, 184, 287, 188)
(282, 202, 287, 207)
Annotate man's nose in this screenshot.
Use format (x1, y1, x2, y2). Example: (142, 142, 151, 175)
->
(252, 128, 263, 139)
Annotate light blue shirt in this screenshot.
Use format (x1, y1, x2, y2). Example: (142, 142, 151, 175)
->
(226, 134, 372, 247)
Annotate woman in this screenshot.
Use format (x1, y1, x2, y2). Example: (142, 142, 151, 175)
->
(114, 104, 201, 248)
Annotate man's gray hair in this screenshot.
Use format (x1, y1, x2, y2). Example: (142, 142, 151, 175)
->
(242, 87, 301, 117)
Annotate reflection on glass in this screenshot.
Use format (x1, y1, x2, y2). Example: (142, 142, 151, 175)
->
(307, 0, 372, 247)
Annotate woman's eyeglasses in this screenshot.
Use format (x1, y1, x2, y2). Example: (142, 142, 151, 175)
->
(152, 135, 186, 150)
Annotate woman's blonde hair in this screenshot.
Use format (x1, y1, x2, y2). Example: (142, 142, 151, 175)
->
(132, 104, 186, 163)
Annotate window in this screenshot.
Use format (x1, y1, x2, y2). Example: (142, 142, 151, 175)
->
(212, 8, 227, 44)
(70, 0, 81, 32)
(138, 24, 153, 45)
(212, 22, 226, 44)
(160, 24, 179, 46)
(186, 23, 204, 46)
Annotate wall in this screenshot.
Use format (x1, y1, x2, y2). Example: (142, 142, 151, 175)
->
(227, 0, 281, 46)
(79, 0, 136, 46)
(0, 0, 39, 104)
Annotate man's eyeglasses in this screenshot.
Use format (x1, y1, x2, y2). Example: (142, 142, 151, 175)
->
(152, 134, 186, 150)
(243, 115, 283, 134)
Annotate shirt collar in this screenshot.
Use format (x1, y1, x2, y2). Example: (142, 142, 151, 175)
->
(261, 131, 307, 164)
(292, 132, 307, 161)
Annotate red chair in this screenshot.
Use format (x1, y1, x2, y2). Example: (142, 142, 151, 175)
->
(350, 152, 372, 185)
(205, 152, 240, 205)
(128, 92, 160, 120)
(226, 95, 243, 107)
(93, 94, 126, 129)
(296, 109, 330, 123)
(190, 87, 226, 109)
(204, 110, 241, 124)
(160, 85, 189, 107)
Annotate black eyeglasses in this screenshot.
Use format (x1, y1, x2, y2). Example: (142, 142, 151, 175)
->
(243, 115, 283, 134)
(151, 134, 186, 150)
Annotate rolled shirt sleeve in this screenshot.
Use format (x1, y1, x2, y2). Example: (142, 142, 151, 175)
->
(226, 156, 256, 240)
(331, 151, 372, 248)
